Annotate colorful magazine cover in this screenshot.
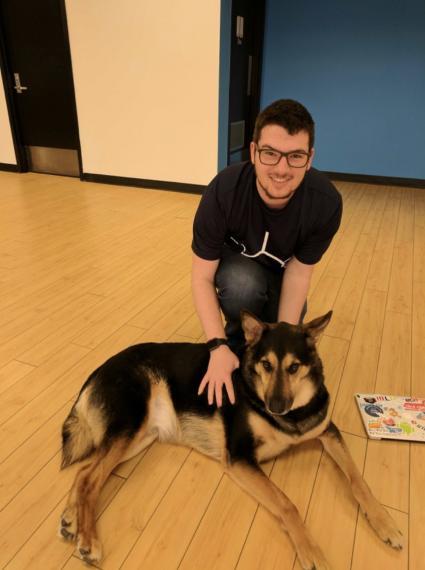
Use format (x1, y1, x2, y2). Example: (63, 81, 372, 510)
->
(355, 393, 425, 442)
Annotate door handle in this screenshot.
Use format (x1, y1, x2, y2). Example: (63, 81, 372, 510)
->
(13, 72, 28, 93)
(236, 15, 244, 44)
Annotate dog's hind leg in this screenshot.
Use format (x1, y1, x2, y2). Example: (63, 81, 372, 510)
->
(226, 461, 330, 570)
(71, 437, 131, 565)
(119, 430, 157, 464)
(319, 422, 403, 550)
(59, 458, 93, 543)
(59, 426, 156, 552)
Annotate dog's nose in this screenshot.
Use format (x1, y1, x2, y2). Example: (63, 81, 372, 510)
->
(267, 396, 292, 415)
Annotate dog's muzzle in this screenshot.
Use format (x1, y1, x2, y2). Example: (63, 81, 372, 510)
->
(266, 396, 293, 416)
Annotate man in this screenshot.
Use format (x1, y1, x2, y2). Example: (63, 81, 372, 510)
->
(191, 99, 342, 407)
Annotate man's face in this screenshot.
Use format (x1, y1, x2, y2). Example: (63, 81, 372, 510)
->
(250, 124, 314, 209)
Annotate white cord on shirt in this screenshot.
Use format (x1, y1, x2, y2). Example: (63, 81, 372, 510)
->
(230, 232, 292, 268)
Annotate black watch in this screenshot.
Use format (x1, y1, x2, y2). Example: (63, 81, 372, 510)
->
(206, 337, 228, 352)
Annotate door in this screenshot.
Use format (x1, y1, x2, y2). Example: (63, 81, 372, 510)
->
(228, 0, 265, 165)
(0, 0, 81, 176)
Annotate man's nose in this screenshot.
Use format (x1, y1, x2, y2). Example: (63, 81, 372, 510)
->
(274, 155, 291, 173)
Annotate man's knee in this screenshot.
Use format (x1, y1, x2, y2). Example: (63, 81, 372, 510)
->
(215, 255, 268, 319)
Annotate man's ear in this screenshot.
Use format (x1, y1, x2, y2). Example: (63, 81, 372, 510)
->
(306, 147, 315, 170)
(304, 310, 332, 341)
(241, 310, 266, 345)
(249, 141, 256, 165)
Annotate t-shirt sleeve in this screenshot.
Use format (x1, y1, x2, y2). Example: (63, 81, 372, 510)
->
(191, 176, 227, 261)
(295, 191, 343, 265)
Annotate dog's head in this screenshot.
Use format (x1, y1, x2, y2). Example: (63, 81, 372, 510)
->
(240, 310, 332, 416)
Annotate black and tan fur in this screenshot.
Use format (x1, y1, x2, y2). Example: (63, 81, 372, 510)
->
(59, 311, 403, 569)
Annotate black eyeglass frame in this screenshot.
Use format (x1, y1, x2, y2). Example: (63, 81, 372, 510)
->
(255, 145, 311, 168)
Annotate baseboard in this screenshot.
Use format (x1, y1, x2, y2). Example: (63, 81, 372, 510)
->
(0, 162, 19, 172)
(7, 165, 424, 192)
(82, 173, 206, 194)
(325, 171, 425, 189)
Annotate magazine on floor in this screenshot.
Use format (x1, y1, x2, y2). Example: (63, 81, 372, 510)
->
(355, 393, 425, 442)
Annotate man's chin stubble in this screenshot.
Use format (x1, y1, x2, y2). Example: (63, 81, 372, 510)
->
(257, 179, 295, 203)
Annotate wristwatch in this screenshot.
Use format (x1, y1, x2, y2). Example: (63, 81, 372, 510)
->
(206, 337, 228, 352)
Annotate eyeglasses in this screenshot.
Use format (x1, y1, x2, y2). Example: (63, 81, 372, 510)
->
(256, 146, 310, 168)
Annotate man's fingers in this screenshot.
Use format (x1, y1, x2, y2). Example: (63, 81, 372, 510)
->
(199, 374, 235, 407)
(207, 378, 215, 405)
(198, 375, 208, 395)
(224, 378, 236, 404)
(215, 382, 222, 408)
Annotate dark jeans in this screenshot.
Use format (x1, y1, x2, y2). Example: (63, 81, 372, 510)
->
(215, 248, 306, 353)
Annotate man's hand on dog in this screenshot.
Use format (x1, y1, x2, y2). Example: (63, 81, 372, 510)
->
(198, 345, 238, 407)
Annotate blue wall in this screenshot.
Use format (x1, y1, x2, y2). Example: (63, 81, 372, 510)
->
(261, 0, 425, 180)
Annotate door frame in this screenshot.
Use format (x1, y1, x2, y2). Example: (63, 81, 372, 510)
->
(245, 0, 265, 155)
(0, 26, 26, 171)
(0, 0, 83, 176)
(227, 0, 265, 165)
(218, 0, 265, 171)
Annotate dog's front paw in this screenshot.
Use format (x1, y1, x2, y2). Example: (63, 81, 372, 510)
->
(58, 506, 77, 542)
(76, 535, 102, 565)
(365, 507, 404, 550)
(297, 542, 331, 570)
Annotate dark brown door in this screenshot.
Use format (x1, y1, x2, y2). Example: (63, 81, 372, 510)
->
(228, 0, 265, 164)
(0, 0, 81, 176)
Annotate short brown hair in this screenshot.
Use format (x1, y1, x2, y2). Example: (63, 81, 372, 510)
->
(253, 99, 315, 150)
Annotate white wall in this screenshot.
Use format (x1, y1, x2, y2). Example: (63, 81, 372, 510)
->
(65, 0, 221, 185)
(0, 74, 16, 164)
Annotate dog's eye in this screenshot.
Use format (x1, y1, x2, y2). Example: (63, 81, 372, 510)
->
(288, 363, 300, 374)
(261, 360, 272, 372)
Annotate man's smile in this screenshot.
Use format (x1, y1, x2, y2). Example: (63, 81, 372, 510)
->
(270, 174, 292, 184)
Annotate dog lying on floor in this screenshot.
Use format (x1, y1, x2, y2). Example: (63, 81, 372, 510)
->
(59, 310, 403, 569)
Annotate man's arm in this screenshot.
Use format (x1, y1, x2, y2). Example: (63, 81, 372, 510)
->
(191, 253, 239, 406)
(191, 253, 224, 340)
(278, 257, 315, 324)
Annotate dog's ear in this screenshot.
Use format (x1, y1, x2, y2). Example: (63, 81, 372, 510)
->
(240, 310, 266, 345)
(304, 310, 332, 341)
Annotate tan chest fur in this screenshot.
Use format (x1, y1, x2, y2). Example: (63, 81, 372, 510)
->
(249, 413, 294, 462)
(249, 407, 331, 463)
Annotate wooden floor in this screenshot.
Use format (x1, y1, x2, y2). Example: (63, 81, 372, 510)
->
(0, 171, 424, 570)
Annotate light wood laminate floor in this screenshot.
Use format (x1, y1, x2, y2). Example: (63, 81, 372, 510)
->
(0, 171, 424, 569)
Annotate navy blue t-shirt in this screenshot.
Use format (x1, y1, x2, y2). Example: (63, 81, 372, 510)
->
(192, 162, 342, 273)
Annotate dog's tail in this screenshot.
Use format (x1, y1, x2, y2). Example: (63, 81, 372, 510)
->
(61, 408, 93, 469)
(61, 385, 103, 469)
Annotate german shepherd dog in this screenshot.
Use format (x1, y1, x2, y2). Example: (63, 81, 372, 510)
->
(59, 311, 403, 569)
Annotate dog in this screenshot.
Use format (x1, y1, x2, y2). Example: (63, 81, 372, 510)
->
(59, 310, 403, 569)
